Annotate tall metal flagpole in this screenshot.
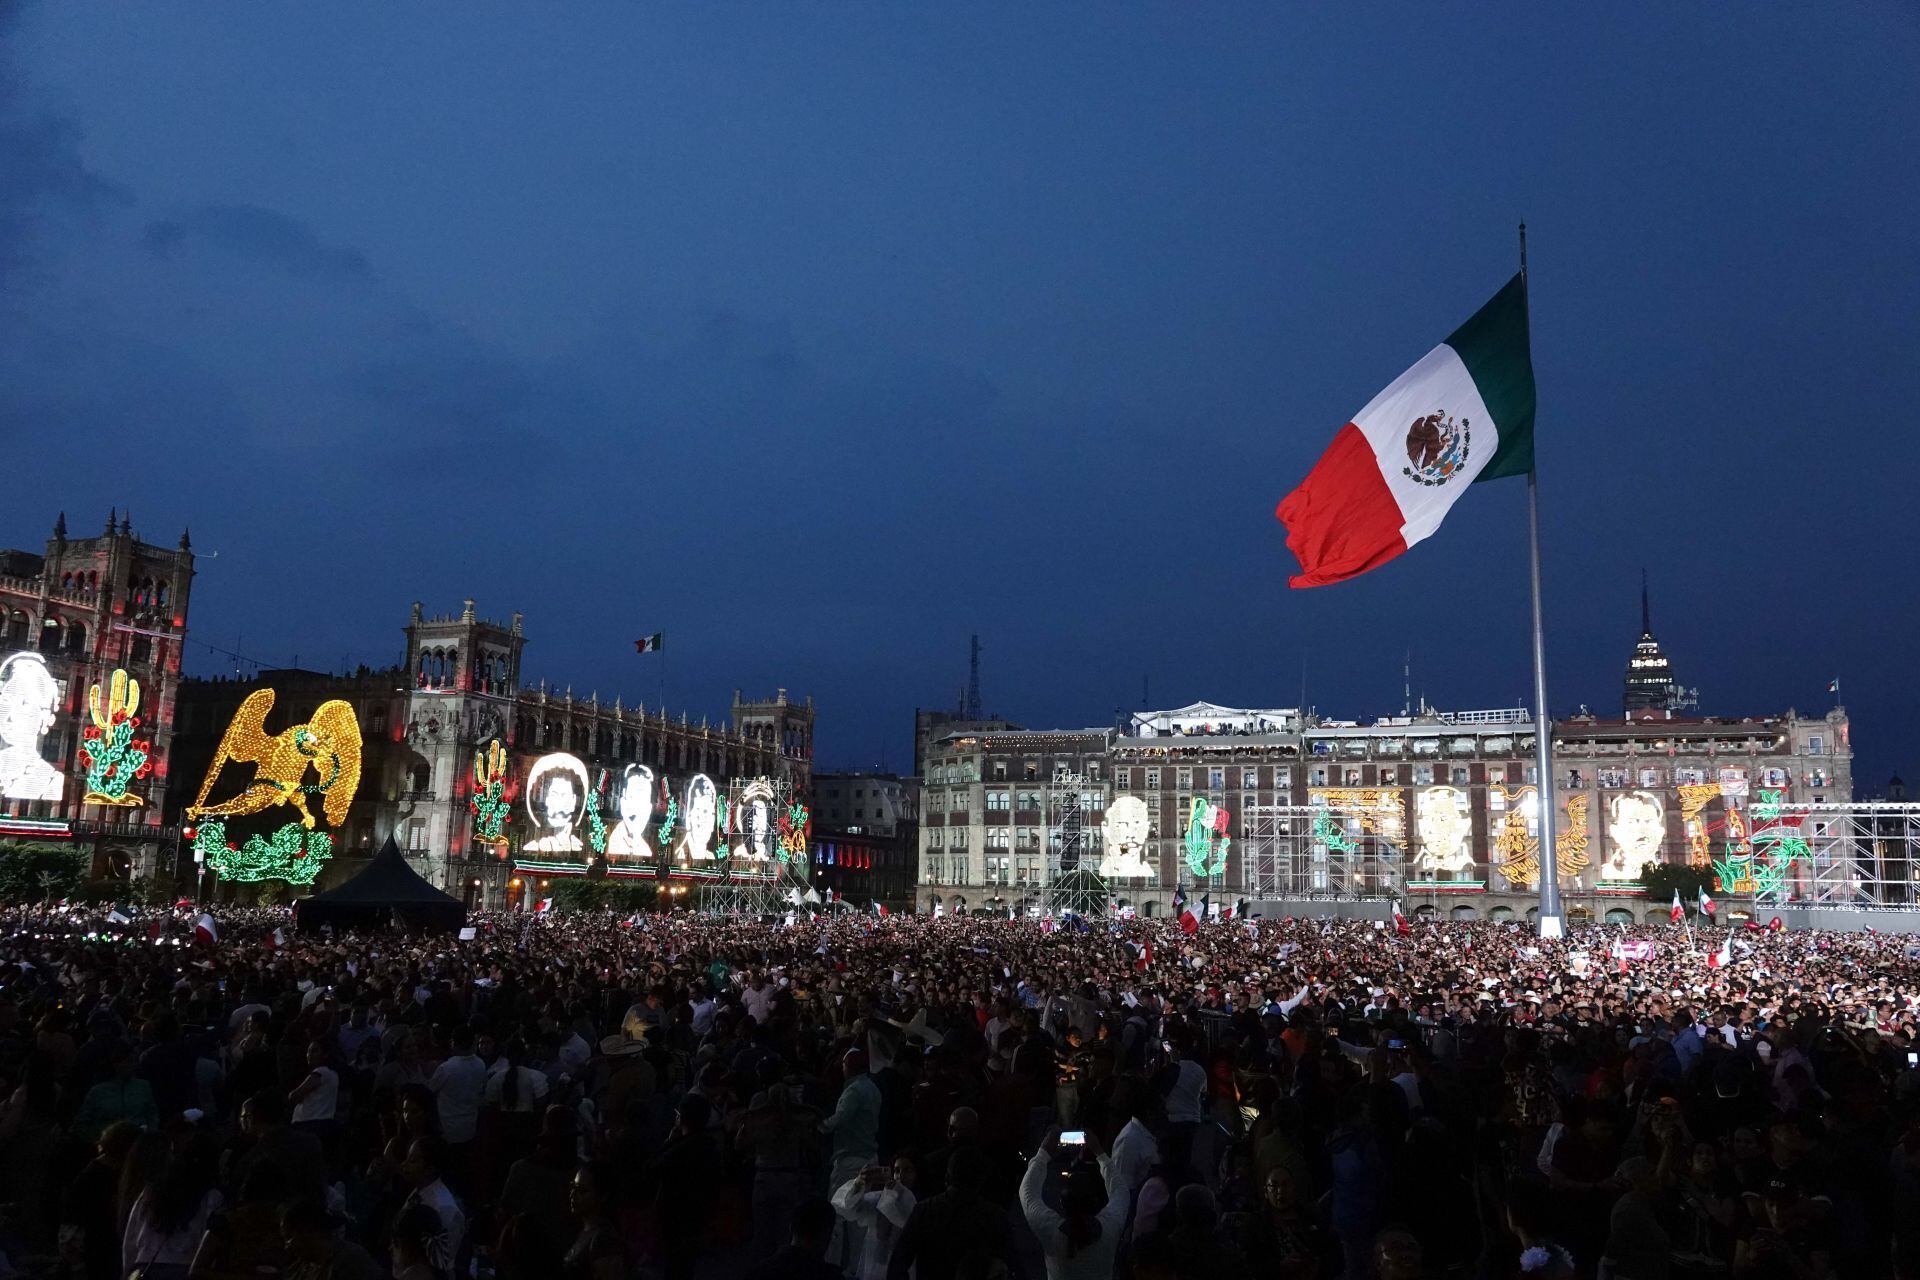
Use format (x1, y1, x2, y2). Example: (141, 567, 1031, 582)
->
(1522, 223, 1566, 939)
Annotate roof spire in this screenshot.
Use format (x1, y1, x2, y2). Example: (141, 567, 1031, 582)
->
(52, 512, 66, 540)
(105, 507, 117, 536)
(1641, 568, 1651, 634)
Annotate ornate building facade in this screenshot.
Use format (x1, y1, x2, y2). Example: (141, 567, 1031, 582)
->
(171, 599, 812, 908)
(0, 512, 194, 881)
(917, 700, 1852, 923)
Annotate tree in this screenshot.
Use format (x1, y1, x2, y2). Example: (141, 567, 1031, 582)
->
(1638, 862, 1716, 907)
(0, 842, 87, 903)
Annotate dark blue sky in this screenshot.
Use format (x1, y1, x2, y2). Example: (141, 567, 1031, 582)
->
(2, 4, 1914, 785)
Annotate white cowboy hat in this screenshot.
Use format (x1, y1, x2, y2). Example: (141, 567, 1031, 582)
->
(884, 1008, 945, 1047)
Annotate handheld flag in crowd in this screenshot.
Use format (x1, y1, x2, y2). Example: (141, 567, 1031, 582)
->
(1670, 890, 1685, 924)
(634, 633, 664, 654)
(1708, 936, 1732, 969)
(265, 926, 287, 951)
(194, 912, 218, 945)
(105, 908, 130, 925)
(1392, 903, 1412, 937)
(1698, 887, 1717, 922)
(1276, 275, 1535, 587)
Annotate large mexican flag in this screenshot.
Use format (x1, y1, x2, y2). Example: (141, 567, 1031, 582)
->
(1275, 274, 1535, 587)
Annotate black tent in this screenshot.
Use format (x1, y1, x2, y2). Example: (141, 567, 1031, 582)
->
(296, 836, 467, 933)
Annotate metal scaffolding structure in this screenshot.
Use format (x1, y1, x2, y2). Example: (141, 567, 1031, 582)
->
(1750, 802, 1920, 909)
(698, 774, 812, 915)
(1046, 768, 1111, 915)
(1243, 799, 1407, 900)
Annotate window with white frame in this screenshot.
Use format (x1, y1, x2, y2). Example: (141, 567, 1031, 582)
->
(1145, 768, 1161, 789)
(986, 790, 1010, 811)
(1177, 767, 1193, 788)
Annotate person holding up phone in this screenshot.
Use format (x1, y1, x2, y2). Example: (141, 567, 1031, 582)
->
(1020, 1129, 1131, 1280)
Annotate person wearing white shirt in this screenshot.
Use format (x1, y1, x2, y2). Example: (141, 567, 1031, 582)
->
(429, 1027, 487, 1148)
(831, 1157, 919, 1280)
(1106, 1109, 1160, 1198)
(1022, 1134, 1133, 1280)
(485, 1057, 550, 1114)
(289, 1040, 339, 1129)
(743, 977, 777, 1025)
(399, 1137, 466, 1280)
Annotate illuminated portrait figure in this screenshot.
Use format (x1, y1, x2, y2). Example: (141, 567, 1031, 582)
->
(1414, 786, 1473, 875)
(672, 773, 720, 863)
(0, 652, 62, 802)
(524, 753, 591, 854)
(1605, 790, 1665, 878)
(1097, 795, 1155, 880)
(606, 763, 656, 863)
(734, 778, 776, 862)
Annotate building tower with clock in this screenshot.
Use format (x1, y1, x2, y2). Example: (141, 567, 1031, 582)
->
(1623, 572, 1682, 717)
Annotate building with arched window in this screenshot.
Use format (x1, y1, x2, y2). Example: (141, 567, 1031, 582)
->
(170, 599, 812, 909)
(0, 511, 195, 881)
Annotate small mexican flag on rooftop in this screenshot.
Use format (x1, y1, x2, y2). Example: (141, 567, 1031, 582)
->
(1276, 274, 1535, 587)
(634, 633, 663, 654)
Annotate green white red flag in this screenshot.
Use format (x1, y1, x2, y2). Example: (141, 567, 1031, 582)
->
(1276, 275, 1535, 587)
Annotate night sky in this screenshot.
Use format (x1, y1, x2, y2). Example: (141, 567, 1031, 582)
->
(2, 5, 1914, 786)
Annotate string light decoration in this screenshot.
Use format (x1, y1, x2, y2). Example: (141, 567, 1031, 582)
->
(1557, 793, 1591, 877)
(194, 819, 333, 886)
(1492, 787, 1539, 886)
(469, 740, 510, 848)
(1309, 788, 1405, 848)
(1749, 788, 1809, 897)
(1413, 786, 1473, 877)
(585, 769, 610, 856)
(1182, 797, 1231, 877)
(1713, 807, 1755, 893)
(78, 669, 152, 806)
(186, 690, 363, 829)
(1493, 789, 1591, 889)
(656, 796, 679, 849)
(1677, 783, 1722, 868)
(187, 691, 361, 885)
(1313, 810, 1356, 854)
(776, 802, 811, 863)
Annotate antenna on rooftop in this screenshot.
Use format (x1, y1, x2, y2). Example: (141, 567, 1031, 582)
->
(963, 634, 983, 720)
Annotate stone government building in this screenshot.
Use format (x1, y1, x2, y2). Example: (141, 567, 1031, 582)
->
(0, 512, 195, 881)
(917, 605, 1853, 923)
(170, 600, 812, 909)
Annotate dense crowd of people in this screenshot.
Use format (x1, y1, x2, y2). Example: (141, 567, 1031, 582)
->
(1, 901, 1918, 1280)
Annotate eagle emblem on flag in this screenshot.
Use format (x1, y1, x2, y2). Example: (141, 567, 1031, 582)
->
(1402, 411, 1471, 487)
